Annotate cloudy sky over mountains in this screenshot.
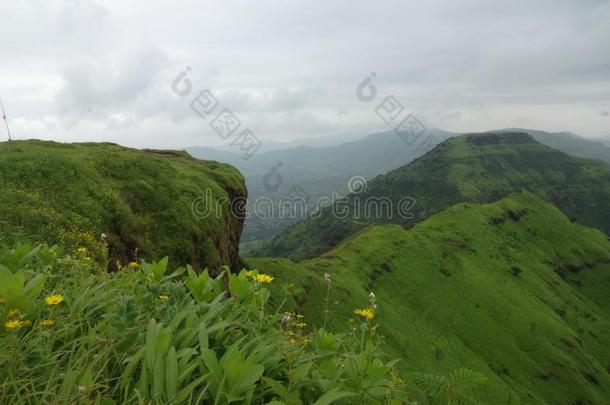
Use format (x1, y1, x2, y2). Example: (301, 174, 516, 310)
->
(1, 0, 609, 147)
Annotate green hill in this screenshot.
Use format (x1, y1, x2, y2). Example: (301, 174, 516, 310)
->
(256, 132, 610, 261)
(250, 192, 610, 404)
(189, 128, 610, 247)
(0, 140, 246, 270)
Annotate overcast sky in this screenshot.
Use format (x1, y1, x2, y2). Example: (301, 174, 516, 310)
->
(1, 0, 609, 148)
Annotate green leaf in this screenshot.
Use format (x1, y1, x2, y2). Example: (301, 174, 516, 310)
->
(152, 353, 165, 399)
(165, 346, 178, 400)
(136, 358, 150, 398)
(145, 319, 159, 371)
(263, 377, 288, 397)
(312, 389, 356, 405)
(238, 364, 264, 391)
(198, 323, 209, 351)
(154, 256, 170, 280)
(23, 274, 46, 300)
(156, 327, 172, 357)
(228, 273, 250, 298)
(290, 362, 312, 383)
(201, 349, 219, 375)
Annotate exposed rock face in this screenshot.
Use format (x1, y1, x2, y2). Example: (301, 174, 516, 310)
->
(214, 181, 247, 272)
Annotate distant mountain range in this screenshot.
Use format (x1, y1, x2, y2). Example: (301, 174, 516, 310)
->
(255, 131, 610, 260)
(497, 128, 610, 164)
(208, 131, 364, 153)
(187, 128, 610, 245)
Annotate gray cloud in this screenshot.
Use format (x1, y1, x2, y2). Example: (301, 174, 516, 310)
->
(0, 0, 609, 147)
(56, 49, 170, 126)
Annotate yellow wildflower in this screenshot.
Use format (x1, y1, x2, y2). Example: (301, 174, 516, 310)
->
(158, 295, 170, 301)
(76, 247, 87, 254)
(295, 322, 306, 328)
(7, 309, 21, 318)
(4, 320, 23, 330)
(45, 294, 64, 305)
(22, 320, 32, 327)
(40, 319, 55, 327)
(128, 261, 139, 268)
(253, 273, 273, 283)
(244, 270, 255, 278)
(354, 307, 375, 321)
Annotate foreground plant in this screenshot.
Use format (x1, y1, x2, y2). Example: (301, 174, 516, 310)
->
(0, 244, 419, 404)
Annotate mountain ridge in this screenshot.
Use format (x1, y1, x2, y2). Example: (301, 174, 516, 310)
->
(188, 127, 610, 245)
(256, 131, 610, 260)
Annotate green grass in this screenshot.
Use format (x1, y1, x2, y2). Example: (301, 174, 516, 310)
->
(0, 245, 413, 404)
(0, 140, 246, 270)
(257, 132, 610, 261)
(250, 192, 610, 404)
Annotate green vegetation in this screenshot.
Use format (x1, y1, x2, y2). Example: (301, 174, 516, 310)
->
(257, 132, 610, 260)
(191, 128, 610, 245)
(3, 134, 610, 404)
(251, 192, 610, 404)
(0, 244, 412, 404)
(0, 140, 246, 270)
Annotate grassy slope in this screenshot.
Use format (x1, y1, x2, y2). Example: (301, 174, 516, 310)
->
(249, 193, 610, 404)
(257, 132, 610, 261)
(0, 140, 246, 270)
